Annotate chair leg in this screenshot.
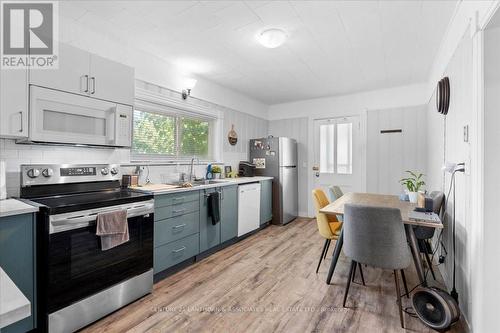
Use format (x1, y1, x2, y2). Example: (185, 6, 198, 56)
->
(358, 263, 365, 286)
(394, 270, 405, 328)
(400, 269, 409, 298)
(323, 239, 331, 259)
(343, 261, 356, 307)
(352, 261, 357, 282)
(423, 240, 437, 280)
(316, 239, 329, 274)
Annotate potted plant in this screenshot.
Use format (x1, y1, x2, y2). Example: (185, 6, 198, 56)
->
(211, 165, 222, 179)
(399, 171, 425, 203)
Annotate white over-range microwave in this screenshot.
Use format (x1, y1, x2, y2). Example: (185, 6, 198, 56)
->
(19, 86, 132, 147)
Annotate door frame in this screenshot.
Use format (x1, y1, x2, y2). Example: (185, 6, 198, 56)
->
(307, 112, 367, 217)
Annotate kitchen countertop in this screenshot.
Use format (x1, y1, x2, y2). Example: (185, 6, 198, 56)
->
(0, 199, 38, 218)
(131, 176, 273, 195)
(0, 267, 31, 329)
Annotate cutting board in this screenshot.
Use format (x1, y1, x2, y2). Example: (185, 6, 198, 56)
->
(131, 184, 180, 191)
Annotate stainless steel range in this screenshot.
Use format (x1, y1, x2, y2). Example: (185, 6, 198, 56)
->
(20, 164, 154, 333)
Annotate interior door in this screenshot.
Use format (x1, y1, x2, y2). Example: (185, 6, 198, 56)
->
(30, 43, 90, 96)
(313, 116, 361, 200)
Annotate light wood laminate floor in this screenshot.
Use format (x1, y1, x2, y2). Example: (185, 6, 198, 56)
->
(82, 218, 466, 333)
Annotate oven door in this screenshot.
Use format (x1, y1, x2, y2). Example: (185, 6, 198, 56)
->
(28, 86, 132, 147)
(45, 200, 153, 314)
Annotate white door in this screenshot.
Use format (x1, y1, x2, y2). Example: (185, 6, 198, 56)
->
(30, 43, 90, 96)
(313, 116, 361, 200)
(89, 54, 134, 106)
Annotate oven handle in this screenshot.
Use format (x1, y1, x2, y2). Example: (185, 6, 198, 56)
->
(49, 200, 155, 234)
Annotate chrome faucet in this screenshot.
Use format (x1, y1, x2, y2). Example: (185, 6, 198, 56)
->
(188, 156, 199, 182)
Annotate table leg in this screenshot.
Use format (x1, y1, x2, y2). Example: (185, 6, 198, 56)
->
(326, 228, 343, 285)
(406, 224, 427, 286)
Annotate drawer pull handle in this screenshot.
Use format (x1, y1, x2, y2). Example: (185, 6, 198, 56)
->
(173, 223, 187, 230)
(172, 198, 185, 203)
(172, 209, 186, 214)
(172, 246, 186, 253)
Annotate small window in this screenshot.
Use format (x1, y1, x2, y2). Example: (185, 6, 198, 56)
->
(318, 120, 353, 175)
(132, 109, 213, 160)
(319, 123, 335, 173)
(336, 123, 352, 174)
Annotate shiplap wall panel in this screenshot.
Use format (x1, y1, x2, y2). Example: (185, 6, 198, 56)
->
(268, 117, 309, 216)
(367, 105, 427, 195)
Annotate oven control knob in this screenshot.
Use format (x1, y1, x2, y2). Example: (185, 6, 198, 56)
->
(27, 168, 40, 178)
(101, 167, 109, 175)
(110, 167, 119, 175)
(42, 168, 53, 177)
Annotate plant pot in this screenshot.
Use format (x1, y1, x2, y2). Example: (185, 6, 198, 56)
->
(213, 173, 221, 179)
(408, 191, 418, 203)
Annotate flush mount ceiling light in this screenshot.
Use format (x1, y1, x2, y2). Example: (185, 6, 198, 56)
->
(257, 28, 287, 48)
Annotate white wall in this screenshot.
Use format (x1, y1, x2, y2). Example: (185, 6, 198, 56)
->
(268, 118, 308, 216)
(366, 105, 427, 195)
(426, 28, 474, 324)
(268, 83, 428, 121)
(482, 23, 500, 333)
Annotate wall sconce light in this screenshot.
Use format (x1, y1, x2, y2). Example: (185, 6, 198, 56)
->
(182, 78, 197, 100)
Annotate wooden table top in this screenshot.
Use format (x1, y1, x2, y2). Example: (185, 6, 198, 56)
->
(319, 192, 443, 229)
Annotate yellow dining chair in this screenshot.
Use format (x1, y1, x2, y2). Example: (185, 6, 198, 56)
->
(312, 188, 343, 273)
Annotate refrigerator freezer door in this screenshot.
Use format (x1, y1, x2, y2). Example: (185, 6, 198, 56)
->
(280, 166, 298, 224)
(279, 137, 297, 167)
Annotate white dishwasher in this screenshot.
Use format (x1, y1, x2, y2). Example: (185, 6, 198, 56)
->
(238, 183, 261, 237)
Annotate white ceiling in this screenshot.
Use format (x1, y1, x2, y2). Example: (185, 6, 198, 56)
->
(60, 1, 458, 104)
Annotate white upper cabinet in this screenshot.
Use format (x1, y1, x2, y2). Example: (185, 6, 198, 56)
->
(0, 69, 29, 138)
(89, 54, 134, 106)
(29, 43, 91, 96)
(29, 43, 134, 106)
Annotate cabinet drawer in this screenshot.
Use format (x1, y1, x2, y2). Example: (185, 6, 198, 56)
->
(154, 234, 199, 273)
(155, 191, 199, 208)
(155, 212, 199, 246)
(155, 200, 199, 221)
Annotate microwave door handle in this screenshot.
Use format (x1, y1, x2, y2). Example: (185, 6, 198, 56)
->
(90, 77, 96, 94)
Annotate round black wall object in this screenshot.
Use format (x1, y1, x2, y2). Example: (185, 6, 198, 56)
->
(412, 287, 460, 331)
(436, 77, 450, 115)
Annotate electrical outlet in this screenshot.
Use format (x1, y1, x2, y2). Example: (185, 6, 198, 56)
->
(463, 125, 469, 142)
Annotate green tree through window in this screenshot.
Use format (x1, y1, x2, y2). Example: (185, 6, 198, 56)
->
(133, 110, 211, 159)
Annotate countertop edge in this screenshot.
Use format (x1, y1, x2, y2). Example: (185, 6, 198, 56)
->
(132, 177, 274, 195)
(0, 199, 39, 218)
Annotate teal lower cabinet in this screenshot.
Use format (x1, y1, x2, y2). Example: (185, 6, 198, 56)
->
(221, 185, 238, 243)
(0, 213, 36, 333)
(260, 179, 273, 225)
(154, 191, 200, 274)
(199, 187, 221, 252)
(154, 234, 199, 273)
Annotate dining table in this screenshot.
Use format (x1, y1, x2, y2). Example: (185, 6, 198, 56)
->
(319, 192, 443, 286)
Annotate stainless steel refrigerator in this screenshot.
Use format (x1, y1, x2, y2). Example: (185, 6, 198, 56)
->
(250, 137, 298, 225)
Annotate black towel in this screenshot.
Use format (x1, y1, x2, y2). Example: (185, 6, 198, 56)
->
(207, 192, 220, 225)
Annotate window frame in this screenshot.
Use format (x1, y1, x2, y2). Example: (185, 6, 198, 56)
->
(131, 90, 220, 163)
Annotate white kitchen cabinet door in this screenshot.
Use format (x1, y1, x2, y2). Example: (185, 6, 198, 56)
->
(0, 69, 28, 138)
(89, 54, 134, 106)
(30, 43, 90, 96)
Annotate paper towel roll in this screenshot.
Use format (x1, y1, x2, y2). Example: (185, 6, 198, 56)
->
(0, 161, 6, 200)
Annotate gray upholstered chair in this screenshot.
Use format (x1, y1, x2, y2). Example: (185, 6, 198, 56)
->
(414, 191, 444, 280)
(327, 185, 344, 222)
(342, 204, 412, 328)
